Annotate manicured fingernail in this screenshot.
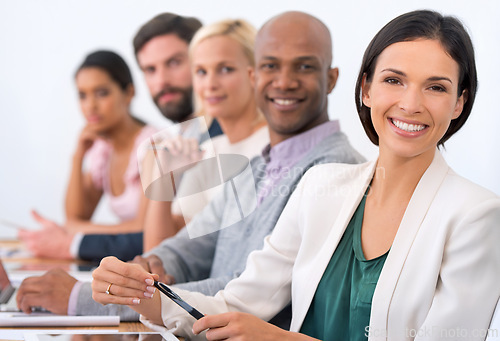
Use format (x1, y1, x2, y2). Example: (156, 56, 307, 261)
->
(145, 278, 154, 285)
(146, 286, 155, 293)
(144, 292, 154, 298)
(132, 299, 141, 305)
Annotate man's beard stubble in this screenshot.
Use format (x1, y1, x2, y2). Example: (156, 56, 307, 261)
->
(154, 86, 193, 123)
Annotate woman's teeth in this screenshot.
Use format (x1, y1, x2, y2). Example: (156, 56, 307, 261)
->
(392, 118, 426, 132)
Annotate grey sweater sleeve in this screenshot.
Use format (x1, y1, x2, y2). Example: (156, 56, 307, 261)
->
(75, 282, 140, 321)
(145, 227, 218, 285)
(144, 183, 229, 284)
(172, 274, 235, 296)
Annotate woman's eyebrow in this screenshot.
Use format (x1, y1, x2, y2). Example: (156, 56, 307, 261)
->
(380, 68, 453, 84)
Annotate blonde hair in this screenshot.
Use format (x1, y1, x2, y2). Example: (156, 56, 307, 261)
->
(189, 18, 256, 67)
(189, 19, 262, 124)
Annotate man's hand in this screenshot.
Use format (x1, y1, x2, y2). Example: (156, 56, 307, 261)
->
(16, 268, 77, 314)
(131, 254, 175, 285)
(17, 211, 74, 259)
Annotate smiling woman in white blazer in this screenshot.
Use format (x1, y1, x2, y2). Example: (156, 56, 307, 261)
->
(90, 10, 500, 341)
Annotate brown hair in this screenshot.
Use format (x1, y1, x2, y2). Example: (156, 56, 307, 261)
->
(354, 10, 477, 147)
(133, 13, 202, 56)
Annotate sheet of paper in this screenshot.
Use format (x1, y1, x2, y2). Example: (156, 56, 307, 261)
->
(0, 329, 118, 340)
(7, 270, 93, 285)
(0, 313, 119, 327)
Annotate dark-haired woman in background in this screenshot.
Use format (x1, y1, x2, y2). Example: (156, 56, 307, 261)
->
(19, 50, 156, 258)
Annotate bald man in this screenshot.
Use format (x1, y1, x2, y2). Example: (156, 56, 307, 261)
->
(254, 11, 336, 143)
(47, 11, 366, 328)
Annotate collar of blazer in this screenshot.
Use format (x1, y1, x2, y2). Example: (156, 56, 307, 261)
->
(370, 149, 449, 331)
(292, 159, 375, 329)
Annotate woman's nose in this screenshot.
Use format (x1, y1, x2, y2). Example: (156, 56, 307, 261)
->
(399, 86, 424, 114)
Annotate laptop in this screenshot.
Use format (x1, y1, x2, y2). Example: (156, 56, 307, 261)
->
(0, 258, 22, 311)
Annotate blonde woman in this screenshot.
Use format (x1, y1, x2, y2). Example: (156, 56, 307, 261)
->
(143, 19, 268, 250)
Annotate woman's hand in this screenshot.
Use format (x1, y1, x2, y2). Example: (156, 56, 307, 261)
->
(75, 125, 100, 159)
(140, 135, 204, 202)
(152, 135, 204, 173)
(193, 312, 313, 341)
(91, 256, 158, 306)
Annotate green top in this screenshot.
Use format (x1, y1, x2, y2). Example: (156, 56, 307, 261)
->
(300, 193, 388, 341)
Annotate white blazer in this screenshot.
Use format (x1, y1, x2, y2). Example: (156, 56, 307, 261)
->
(153, 150, 500, 340)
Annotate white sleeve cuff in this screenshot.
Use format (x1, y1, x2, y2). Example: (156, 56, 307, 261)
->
(69, 232, 84, 258)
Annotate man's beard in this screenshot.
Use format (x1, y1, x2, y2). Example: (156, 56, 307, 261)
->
(154, 86, 193, 123)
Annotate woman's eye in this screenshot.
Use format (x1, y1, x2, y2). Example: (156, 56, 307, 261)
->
(429, 85, 446, 92)
(385, 78, 401, 85)
(96, 89, 109, 97)
(221, 66, 234, 74)
(195, 69, 206, 76)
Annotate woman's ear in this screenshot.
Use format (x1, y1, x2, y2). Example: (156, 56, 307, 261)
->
(125, 84, 135, 105)
(452, 89, 467, 120)
(248, 66, 255, 88)
(361, 74, 371, 108)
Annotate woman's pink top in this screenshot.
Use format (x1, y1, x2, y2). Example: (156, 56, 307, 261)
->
(85, 125, 157, 221)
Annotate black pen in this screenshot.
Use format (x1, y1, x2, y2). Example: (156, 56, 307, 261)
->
(153, 280, 204, 320)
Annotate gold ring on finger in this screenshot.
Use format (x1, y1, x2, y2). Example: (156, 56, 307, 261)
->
(105, 283, 113, 295)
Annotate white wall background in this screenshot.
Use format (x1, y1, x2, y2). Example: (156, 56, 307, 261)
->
(1, 0, 499, 239)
